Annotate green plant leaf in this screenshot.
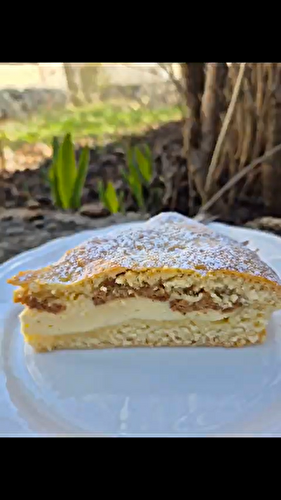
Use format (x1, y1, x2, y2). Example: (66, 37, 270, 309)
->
(105, 182, 119, 214)
(143, 144, 152, 162)
(71, 146, 90, 209)
(97, 179, 107, 206)
(48, 136, 62, 208)
(48, 136, 60, 182)
(57, 133, 77, 209)
(135, 146, 152, 183)
(124, 146, 145, 210)
(126, 147, 142, 185)
(126, 173, 144, 209)
(122, 165, 144, 210)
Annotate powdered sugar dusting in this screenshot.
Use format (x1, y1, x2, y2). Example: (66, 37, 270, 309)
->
(8, 212, 281, 287)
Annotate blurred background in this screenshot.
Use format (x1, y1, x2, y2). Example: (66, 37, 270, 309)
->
(1, 62, 281, 263)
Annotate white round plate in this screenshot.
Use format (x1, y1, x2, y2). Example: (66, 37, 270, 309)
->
(1, 221, 281, 436)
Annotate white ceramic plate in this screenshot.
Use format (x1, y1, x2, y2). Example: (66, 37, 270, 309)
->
(1, 221, 281, 437)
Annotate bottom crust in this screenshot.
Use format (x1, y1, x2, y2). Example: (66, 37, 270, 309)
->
(22, 319, 267, 352)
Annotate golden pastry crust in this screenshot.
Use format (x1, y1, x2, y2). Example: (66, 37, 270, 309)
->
(7, 212, 281, 292)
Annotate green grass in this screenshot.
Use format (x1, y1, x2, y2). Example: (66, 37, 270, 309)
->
(1, 101, 182, 149)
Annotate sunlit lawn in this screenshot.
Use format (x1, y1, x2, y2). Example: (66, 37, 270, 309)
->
(2, 101, 182, 149)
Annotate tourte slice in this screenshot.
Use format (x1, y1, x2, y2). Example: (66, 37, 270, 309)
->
(7, 212, 281, 352)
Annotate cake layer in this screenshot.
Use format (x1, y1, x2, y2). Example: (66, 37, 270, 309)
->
(22, 318, 267, 352)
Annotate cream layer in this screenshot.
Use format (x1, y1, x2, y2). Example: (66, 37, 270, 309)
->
(20, 297, 238, 336)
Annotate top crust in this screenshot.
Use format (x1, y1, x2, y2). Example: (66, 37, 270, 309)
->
(7, 212, 281, 290)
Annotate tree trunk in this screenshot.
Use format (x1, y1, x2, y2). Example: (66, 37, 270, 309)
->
(182, 63, 206, 199)
(182, 62, 281, 219)
(63, 63, 82, 106)
(79, 64, 100, 103)
(262, 63, 281, 215)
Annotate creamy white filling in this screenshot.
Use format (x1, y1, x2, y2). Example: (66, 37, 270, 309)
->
(20, 297, 235, 336)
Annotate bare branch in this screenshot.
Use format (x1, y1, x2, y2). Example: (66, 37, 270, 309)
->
(157, 63, 185, 97)
(200, 142, 281, 213)
(204, 62, 246, 193)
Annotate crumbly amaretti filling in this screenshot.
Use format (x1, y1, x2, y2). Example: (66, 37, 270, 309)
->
(14, 270, 270, 316)
(91, 279, 241, 313)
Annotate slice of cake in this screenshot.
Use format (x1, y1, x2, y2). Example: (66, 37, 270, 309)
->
(7, 212, 281, 352)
